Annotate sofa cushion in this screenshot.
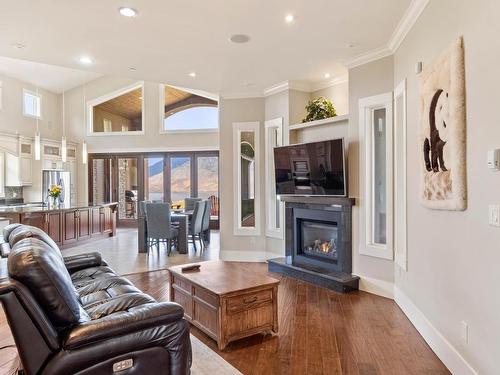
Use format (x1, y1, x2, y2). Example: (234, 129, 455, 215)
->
(2, 223, 22, 241)
(8, 225, 61, 254)
(8, 237, 85, 328)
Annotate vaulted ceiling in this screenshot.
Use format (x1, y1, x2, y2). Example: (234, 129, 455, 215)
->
(0, 0, 412, 96)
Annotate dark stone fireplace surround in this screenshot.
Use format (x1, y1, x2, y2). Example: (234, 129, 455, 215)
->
(268, 195, 359, 293)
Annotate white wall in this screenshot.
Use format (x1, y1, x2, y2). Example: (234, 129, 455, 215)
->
(0, 73, 62, 139)
(218, 97, 267, 260)
(312, 80, 349, 116)
(393, 1, 500, 373)
(64, 75, 220, 204)
(348, 56, 396, 287)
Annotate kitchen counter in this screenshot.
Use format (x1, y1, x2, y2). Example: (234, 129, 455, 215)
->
(0, 202, 118, 214)
(1, 202, 118, 248)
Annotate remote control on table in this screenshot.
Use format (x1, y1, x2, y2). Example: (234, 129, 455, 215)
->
(181, 264, 201, 272)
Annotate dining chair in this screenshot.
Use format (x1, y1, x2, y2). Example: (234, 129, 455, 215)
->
(184, 197, 202, 211)
(145, 203, 179, 256)
(188, 200, 206, 252)
(201, 199, 212, 246)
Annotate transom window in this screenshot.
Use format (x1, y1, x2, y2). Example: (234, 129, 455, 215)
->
(162, 85, 218, 132)
(23, 89, 41, 118)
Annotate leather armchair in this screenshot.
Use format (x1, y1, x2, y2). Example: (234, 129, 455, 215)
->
(0, 224, 192, 375)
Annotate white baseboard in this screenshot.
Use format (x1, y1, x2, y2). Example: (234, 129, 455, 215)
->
(356, 274, 395, 299)
(219, 250, 271, 262)
(394, 287, 478, 375)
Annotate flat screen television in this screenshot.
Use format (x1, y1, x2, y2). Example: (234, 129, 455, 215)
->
(274, 138, 346, 196)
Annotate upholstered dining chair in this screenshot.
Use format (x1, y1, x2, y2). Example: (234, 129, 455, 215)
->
(201, 199, 212, 246)
(184, 197, 202, 211)
(145, 203, 179, 256)
(188, 200, 206, 252)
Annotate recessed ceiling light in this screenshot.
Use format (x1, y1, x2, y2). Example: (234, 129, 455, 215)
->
(119, 7, 138, 17)
(79, 56, 93, 64)
(324, 73, 331, 79)
(229, 34, 251, 44)
(285, 14, 294, 23)
(11, 43, 26, 49)
(189, 72, 196, 77)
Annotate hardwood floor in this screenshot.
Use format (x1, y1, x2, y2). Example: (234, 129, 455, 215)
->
(0, 231, 449, 374)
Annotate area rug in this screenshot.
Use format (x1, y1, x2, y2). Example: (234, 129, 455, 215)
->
(191, 334, 242, 374)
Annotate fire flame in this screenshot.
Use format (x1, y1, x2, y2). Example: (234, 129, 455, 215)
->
(320, 242, 330, 253)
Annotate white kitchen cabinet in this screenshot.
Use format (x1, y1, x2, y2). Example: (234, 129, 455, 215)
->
(64, 159, 78, 204)
(6, 152, 33, 186)
(0, 153, 5, 197)
(43, 159, 64, 170)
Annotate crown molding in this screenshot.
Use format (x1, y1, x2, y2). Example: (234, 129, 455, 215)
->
(345, 46, 393, 69)
(346, 0, 430, 69)
(388, 0, 431, 51)
(219, 91, 264, 100)
(262, 75, 349, 97)
(309, 75, 349, 92)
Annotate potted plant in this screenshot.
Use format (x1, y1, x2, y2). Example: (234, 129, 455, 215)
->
(302, 97, 337, 123)
(48, 185, 62, 208)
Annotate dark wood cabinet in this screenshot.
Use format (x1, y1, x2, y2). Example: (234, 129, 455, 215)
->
(63, 210, 78, 245)
(46, 212, 62, 245)
(91, 207, 101, 235)
(1, 203, 117, 249)
(78, 208, 91, 240)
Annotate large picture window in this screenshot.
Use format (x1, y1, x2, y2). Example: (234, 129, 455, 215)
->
(88, 82, 144, 135)
(161, 85, 218, 133)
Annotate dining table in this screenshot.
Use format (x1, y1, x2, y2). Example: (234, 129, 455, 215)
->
(138, 208, 190, 254)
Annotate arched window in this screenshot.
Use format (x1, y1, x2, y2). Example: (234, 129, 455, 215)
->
(164, 106, 218, 132)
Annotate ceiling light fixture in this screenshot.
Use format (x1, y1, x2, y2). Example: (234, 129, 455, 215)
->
(229, 34, 251, 44)
(119, 7, 138, 17)
(324, 73, 331, 79)
(189, 72, 196, 77)
(285, 14, 294, 23)
(79, 56, 93, 65)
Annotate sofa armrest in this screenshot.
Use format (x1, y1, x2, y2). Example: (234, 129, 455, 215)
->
(63, 252, 106, 272)
(64, 302, 184, 350)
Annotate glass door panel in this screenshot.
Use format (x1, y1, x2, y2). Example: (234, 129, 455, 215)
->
(144, 157, 164, 202)
(170, 156, 191, 208)
(197, 155, 219, 218)
(117, 157, 138, 220)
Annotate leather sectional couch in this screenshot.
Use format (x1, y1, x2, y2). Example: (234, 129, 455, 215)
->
(0, 223, 192, 375)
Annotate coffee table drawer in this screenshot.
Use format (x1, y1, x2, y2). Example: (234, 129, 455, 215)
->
(227, 289, 273, 313)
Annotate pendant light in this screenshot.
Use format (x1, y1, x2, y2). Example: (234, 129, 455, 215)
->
(82, 84, 88, 165)
(34, 87, 41, 160)
(61, 87, 67, 162)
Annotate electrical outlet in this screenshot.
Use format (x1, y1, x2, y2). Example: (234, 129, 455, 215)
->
(489, 205, 500, 227)
(461, 321, 469, 344)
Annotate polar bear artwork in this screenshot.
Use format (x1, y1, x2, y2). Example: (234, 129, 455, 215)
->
(419, 37, 467, 211)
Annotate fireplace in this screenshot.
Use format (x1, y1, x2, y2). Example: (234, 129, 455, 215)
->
(292, 206, 350, 273)
(268, 196, 358, 293)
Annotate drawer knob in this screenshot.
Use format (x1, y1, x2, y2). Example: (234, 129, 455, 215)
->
(243, 296, 258, 304)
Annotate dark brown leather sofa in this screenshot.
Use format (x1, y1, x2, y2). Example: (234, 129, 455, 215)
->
(0, 224, 191, 375)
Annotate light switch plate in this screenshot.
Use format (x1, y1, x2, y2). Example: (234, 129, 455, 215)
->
(488, 205, 500, 227)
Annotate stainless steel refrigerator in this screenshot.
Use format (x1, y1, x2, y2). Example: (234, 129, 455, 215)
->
(42, 170, 71, 206)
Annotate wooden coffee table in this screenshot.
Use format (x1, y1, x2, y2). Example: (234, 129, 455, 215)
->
(168, 260, 279, 350)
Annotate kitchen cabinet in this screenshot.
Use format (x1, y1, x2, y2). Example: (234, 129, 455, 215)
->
(5, 152, 33, 186)
(0, 153, 5, 198)
(64, 160, 78, 204)
(0, 203, 117, 249)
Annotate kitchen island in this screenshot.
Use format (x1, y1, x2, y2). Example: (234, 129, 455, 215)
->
(0, 202, 118, 248)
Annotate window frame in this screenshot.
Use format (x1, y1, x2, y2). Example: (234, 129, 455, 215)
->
(265, 117, 284, 239)
(358, 92, 394, 260)
(23, 88, 42, 119)
(158, 84, 219, 134)
(233, 121, 261, 236)
(87, 81, 145, 136)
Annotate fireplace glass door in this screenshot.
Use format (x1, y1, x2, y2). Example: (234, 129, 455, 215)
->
(300, 220, 338, 263)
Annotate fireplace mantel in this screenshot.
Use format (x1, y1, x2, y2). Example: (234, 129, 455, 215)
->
(280, 195, 355, 207)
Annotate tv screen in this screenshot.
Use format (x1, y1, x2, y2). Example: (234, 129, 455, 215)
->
(274, 138, 346, 196)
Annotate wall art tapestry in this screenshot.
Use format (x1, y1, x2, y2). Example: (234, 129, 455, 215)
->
(420, 37, 466, 210)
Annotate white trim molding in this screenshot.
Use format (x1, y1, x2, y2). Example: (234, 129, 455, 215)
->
(262, 75, 349, 97)
(393, 79, 408, 271)
(357, 275, 394, 299)
(233, 121, 261, 236)
(264, 118, 284, 239)
(388, 0, 431, 52)
(346, 0, 431, 68)
(395, 287, 478, 375)
(358, 92, 394, 260)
